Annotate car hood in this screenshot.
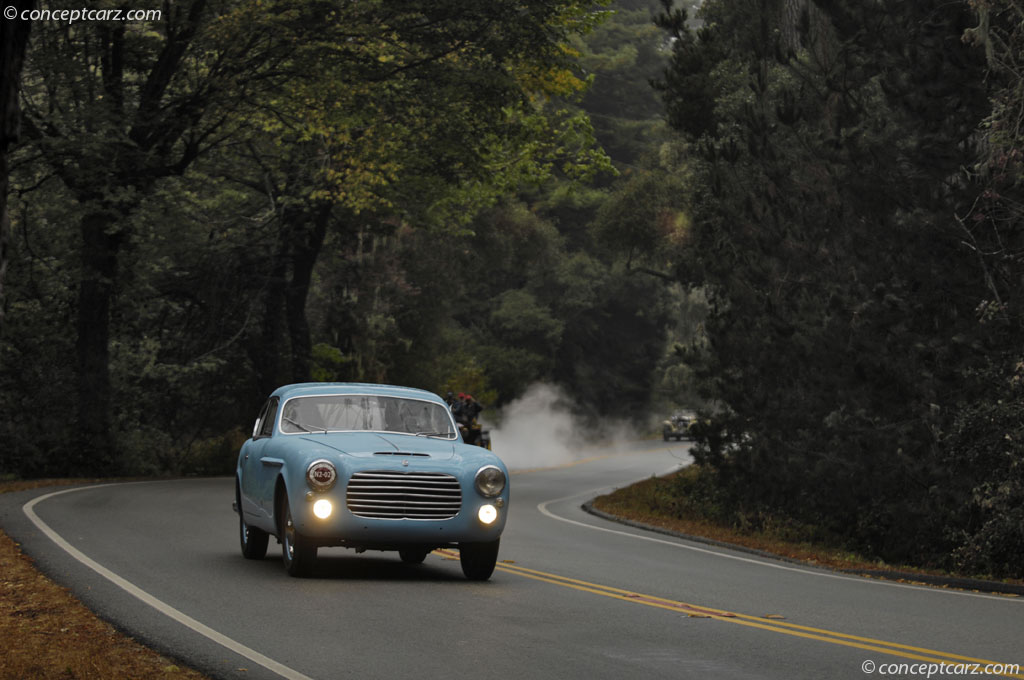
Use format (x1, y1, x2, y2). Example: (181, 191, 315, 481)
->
(296, 432, 457, 460)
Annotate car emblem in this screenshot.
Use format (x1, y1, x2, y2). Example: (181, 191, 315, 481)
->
(402, 459, 409, 467)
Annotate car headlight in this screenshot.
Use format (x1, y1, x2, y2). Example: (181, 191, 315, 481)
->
(474, 465, 506, 498)
(306, 459, 337, 492)
(313, 499, 333, 519)
(478, 504, 498, 525)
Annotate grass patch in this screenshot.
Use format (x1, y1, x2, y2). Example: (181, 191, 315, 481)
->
(0, 479, 211, 680)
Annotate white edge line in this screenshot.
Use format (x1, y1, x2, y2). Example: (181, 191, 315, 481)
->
(23, 483, 315, 680)
(537, 481, 1023, 604)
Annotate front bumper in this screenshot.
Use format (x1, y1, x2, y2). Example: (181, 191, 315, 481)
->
(290, 467, 508, 548)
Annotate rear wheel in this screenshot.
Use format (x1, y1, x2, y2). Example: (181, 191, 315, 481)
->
(459, 539, 500, 581)
(281, 501, 316, 577)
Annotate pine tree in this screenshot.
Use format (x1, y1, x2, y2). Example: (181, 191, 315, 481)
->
(659, 0, 993, 564)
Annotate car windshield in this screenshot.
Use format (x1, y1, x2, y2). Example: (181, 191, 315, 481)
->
(279, 395, 457, 438)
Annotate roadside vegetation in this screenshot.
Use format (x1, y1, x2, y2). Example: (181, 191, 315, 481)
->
(593, 467, 906, 572)
(644, 1, 1024, 581)
(592, 466, 1024, 587)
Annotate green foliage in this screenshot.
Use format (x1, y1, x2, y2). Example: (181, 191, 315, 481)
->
(575, 2, 672, 167)
(492, 290, 566, 350)
(439, 357, 499, 409)
(2, 0, 638, 478)
(0, 177, 87, 475)
(653, 0, 1024, 575)
(936, 3, 1024, 577)
(380, 192, 672, 419)
(943, 357, 1024, 578)
(0, 0, 694, 484)
(310, 344, 352, 383)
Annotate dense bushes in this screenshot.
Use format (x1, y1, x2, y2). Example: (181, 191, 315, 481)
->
(656, 0, 1024, 578)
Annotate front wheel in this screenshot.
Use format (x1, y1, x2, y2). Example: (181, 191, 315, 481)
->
(240, 513, 269, 560)
(281, 501, 316, 577)
(238, 484, 268, 560)
(459, 539, 500, 581)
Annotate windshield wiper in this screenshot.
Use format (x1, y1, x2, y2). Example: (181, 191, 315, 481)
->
(415, 431, 455, 438)
(283, 416, 325, 434)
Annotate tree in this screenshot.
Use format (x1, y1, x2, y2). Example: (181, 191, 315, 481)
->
(17, 0, 318, 469)
(223, 0, 612, 395)
(938, 1, 1024, 578)
(574, 0, 671, 168)
(656, 0, 996, 565)
(3, 0, 694, 478)
(0, 1, 34, 341)
(11, 0, 612, 471)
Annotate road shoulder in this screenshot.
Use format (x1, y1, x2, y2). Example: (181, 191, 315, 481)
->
(582, 500, 1024, 597)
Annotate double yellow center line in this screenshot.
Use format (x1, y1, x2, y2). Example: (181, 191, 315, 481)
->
(435, 551, 1023, 677)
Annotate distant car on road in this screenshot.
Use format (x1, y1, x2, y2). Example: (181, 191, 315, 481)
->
(234, 383, 509, 579)
(662, 412, 695, 441)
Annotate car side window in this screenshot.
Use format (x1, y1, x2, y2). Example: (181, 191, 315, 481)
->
(258, 397, 279, 438)
(252, 400, 270, 438)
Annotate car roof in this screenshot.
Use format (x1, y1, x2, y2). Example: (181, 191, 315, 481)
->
(269, 382, 443, 403)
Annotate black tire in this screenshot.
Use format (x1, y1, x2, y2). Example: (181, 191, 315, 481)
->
(240, 512, 269, 560)
(281, 501, 316, 577)
(399, 548, 430, 564)
(459, 539, 500, 581)
(238, 484, 269, 560)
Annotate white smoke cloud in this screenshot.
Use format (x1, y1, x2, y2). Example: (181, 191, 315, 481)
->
(486, 383, 638, 470)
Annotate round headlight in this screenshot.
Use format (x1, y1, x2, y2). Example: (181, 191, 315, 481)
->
(478, 504, 498, 525)
(306, 459, 337, 492)
(313, 499, 333, 519)
(474, 465, 506, 498)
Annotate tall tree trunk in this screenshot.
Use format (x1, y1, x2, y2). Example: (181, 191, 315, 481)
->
(286, 204, 331, 382)
(0, 153, 10, 344)
(780, 0, 833, 64)
(780, 0, 808, 55)
(0, 1, 35, 342)
(250, 203, 332, 392)
(75, 210, 121, 472)
(255, 253, 290, 397)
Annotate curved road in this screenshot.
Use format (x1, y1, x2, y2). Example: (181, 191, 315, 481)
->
(1, 442, 1022, 680)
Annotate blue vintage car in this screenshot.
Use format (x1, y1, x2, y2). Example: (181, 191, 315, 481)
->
(234, 383, 509, 579)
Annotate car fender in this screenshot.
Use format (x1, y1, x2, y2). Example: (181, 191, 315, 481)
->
(272, 449, 345, 536)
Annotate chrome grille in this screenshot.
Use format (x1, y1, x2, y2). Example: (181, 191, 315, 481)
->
(346, 470, 461, 520)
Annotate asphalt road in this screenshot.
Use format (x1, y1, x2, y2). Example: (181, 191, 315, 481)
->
(2, 441, 1022, 680)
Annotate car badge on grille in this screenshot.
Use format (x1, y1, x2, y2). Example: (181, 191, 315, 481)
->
(402, 459, 409, 466)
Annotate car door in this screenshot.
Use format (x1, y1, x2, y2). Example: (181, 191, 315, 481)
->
(239, 396, 279, 524)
